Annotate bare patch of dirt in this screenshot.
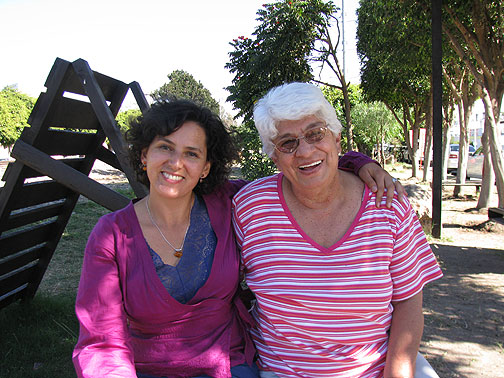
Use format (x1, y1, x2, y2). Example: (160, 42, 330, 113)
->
(410, 182, 504, 377)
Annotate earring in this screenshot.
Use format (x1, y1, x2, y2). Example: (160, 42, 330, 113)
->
(141, 163, 147, 171)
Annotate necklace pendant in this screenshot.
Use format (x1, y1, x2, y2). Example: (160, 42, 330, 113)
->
(174, 250, 183, 258)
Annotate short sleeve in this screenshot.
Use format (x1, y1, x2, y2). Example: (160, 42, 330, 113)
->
(390, 200, 443, 302)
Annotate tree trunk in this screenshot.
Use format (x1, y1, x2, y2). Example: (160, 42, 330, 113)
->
(341, 82, 354, 151)
(442, 99, 455, 182)
(442, 125, 451, 181)
(422, 97, 433, 182)
(422, 128, 433, 182)
(481, 89, 504, 207)
(476, 117, 494, 209)
(410, 126, 421, 179)
(454, 100, 472, 196)
(380, 123, 385, 166)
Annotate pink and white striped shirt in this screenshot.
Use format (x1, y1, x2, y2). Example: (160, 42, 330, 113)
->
(232, 173, 443, 378)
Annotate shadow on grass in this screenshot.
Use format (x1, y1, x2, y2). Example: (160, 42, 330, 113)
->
(0, 294, 78, 378)
(421, 243, 504, 377)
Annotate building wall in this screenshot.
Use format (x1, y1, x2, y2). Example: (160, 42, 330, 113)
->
(450, 99, 504, 150)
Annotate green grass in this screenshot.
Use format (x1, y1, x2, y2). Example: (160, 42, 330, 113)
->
(0, 184, 134, 378)
(0, 294, 78, 377)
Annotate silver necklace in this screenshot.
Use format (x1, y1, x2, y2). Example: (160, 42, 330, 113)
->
(145, 199, 191, 258)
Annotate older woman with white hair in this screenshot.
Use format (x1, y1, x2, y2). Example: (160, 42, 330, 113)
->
(232, 82, 443, 378)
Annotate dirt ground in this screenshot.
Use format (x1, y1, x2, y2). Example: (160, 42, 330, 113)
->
(421, 196, 504, 377)
(391, 172, 504, 378)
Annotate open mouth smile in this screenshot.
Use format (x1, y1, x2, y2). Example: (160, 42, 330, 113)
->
(162, 172, 183, 181)
(299, 160, 322, 170)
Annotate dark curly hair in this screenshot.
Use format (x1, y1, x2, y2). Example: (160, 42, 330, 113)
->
(125, 99, 239, 195)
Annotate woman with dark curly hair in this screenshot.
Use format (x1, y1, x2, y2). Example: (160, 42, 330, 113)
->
(72, 99, 404, 378)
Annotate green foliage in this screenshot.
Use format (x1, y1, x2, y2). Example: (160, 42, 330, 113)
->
(357, 0, 432, 107)
(150, 70, 220, 114)
(115, 109, 141, 135)
(321, 85, 362, 150)
(233, 120, 277, 180)
(0, 86, 35, 148)
(226, 0, 336, 179)
(351, 101, 403, 158)
(226, 0, 335, 120)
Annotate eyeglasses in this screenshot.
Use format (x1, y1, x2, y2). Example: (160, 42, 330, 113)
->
(273, 126, 328, 154)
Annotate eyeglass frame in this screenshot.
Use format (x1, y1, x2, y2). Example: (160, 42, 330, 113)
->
(273, 125, 329, 154)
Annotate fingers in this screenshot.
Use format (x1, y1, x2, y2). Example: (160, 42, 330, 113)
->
(363, 169, 386, 208)
(393, 179, 407, 203)
(374, 180, 386, 208)
(357, 162, 407, 208)
(360, 169, 379, 194)
(383, 176, 396, 208)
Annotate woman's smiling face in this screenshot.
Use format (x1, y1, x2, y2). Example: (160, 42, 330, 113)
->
(271, 115, 341, 192)
(141, 121, 211, 201)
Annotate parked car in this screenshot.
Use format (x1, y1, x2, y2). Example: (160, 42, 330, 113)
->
(447, 144, 476, 174)
(466, 146, 484, 179)
(467, 145, 504, 180)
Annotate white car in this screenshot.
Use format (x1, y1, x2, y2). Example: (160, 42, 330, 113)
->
(447, 144, 476, 174)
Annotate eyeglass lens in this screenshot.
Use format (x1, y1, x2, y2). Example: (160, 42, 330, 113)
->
(276, 126, 327, 153)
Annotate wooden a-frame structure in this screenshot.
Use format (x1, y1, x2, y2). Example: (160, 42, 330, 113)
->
(0, 58, 149, 310)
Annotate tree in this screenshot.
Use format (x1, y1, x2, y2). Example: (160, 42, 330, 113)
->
(151, 70, 220, 114)
(0, 86, 35, 149)
(321, 84, 361, 151)
(226, 0, 356, 179)
(441, 90, 456, 182)
(115, 109, 141, 135)
(438, 0, 504, 207)
(351, 101, 403, 165)
(477, 109, 496, 209)
(443, 60, 480, 196)
(357, 0, 432, 179)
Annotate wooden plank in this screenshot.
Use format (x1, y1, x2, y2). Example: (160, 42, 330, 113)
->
(72, 59, 148, 199)
(129, 81, 150, 113)
(33, 129, 98, 156)
(442, 182, 482, 187)
(23, 58, 73, 143)
(0, 261, 38, 298)
(60, 59, 126, 101)
(0, 245, 44, 276)
(10, 181, 69, 211)
(43, 95, 100, 130)
(0, 221, 56, 258)
(3, 157, 88, 181)
(2, 202, 64, 231)
(0, 161, 31, 225)
(95, 146, 122, 171)
(11, 140, 130, 211)
(488, 207, 504, 225)
(0, 284, 28, 310)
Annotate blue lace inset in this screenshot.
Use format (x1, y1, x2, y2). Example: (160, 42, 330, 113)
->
(147, 195, 216, 304)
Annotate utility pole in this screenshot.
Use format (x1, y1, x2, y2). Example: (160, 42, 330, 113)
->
(432, 0, 443, 238)
(341, 0, 346, 78)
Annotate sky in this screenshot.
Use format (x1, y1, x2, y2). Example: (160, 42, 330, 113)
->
(0, 0, 361, 115)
